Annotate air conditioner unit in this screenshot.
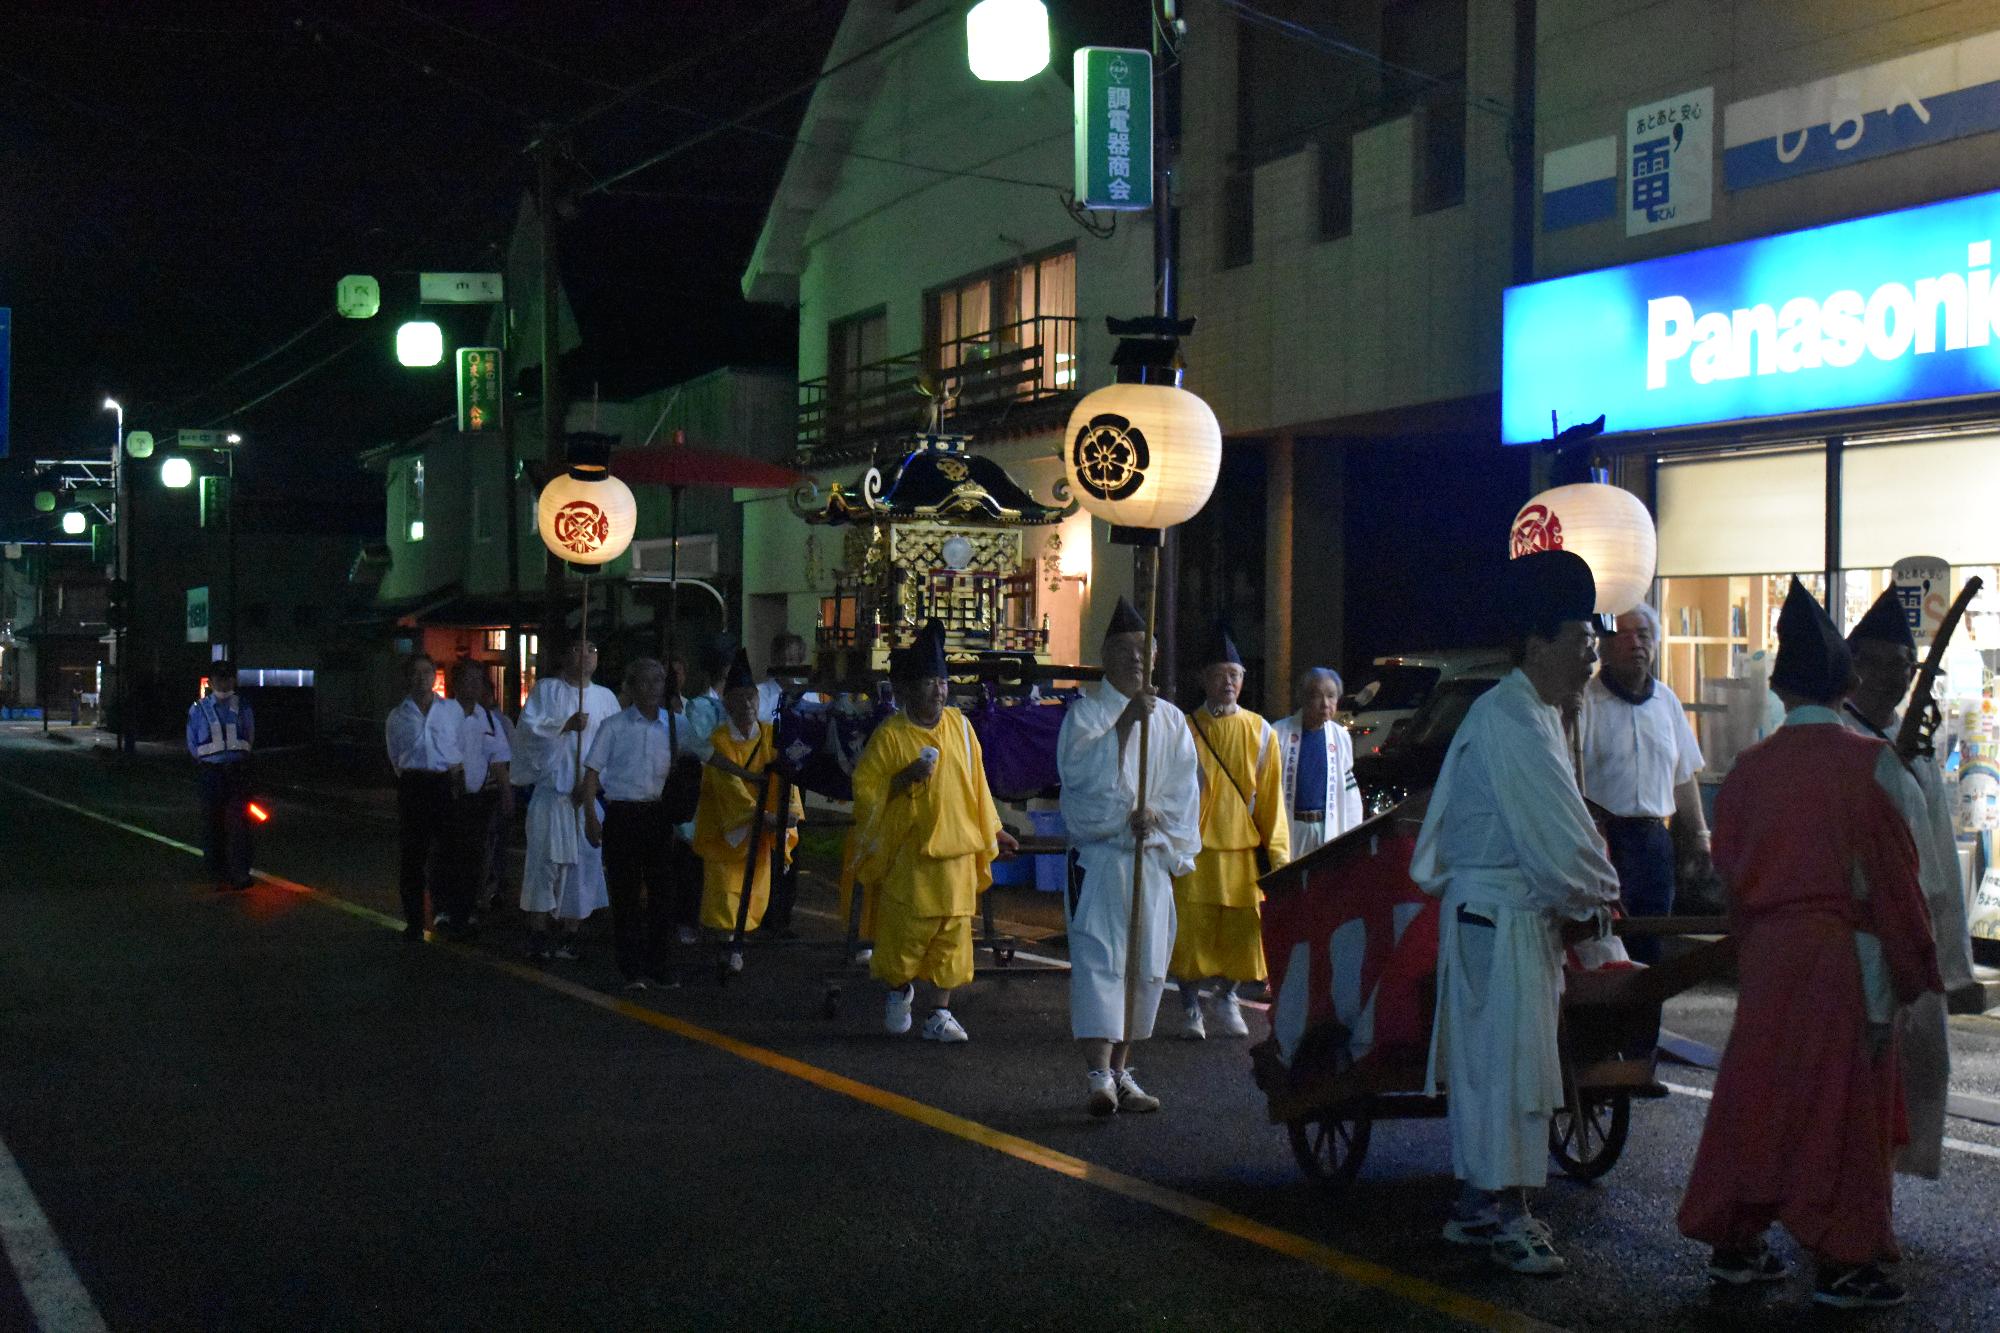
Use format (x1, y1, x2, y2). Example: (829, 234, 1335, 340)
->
(628, 533, 719, 582)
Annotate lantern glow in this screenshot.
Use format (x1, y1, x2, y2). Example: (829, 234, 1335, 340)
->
(537, 470, 637, 567)
(161, 457, 194, 489)
(1061, 382, 1222, 531)
(396, 321, 445, 368)
(1509, 483, 1658, 616)
(247, 802, 270, 824)
(966, 0, 1050, 81)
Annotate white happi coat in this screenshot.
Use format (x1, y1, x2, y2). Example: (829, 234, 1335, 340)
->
(1270, 713, 1366, 859)
(1412, 669, 1620, 1191)
(1841, 704, 1973, 1179)
(1058, 678, 1202, 1042)
(518, 677, 621, 919)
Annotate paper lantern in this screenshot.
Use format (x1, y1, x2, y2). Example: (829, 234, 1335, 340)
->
(538, 468, 636, 567)
(1062, 382, 1222, 530)
(966, 0, 1049, 81)
(1509, 483, 1657, 616)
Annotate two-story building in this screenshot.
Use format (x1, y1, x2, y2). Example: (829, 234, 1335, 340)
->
(739, 0, 1156, 682)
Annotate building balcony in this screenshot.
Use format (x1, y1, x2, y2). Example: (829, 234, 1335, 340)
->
(798, 315, 1078, 466)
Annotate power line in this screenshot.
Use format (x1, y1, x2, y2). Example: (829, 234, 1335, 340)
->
(580, 6, 952, 197)
(198, 331, 372, 428)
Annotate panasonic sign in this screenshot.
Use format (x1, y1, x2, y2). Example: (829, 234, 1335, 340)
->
(1502, 187, 2000, 442)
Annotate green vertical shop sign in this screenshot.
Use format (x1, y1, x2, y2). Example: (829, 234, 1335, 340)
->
(457, 346, 502, 433)
(1073, 47, 1153, 212)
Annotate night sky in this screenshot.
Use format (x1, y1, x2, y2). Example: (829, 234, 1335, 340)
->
(0, 0, 846, 520)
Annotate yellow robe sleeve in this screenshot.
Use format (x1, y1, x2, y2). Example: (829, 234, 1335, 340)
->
(692, 724, 800, 865)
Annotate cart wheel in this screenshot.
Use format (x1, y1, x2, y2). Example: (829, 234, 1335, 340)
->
(1285, 1110, 1373, 1195)
(821, 985, 841, 1020)
(1549, 1092, 1630, 1181)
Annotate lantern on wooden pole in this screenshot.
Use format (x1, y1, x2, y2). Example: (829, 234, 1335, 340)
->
(1061, 315, 1221, 1041)
(537, 433, 636, 792)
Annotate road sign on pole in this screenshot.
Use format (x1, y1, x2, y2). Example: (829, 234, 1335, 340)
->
(186, 586, 209, 643)
(177, 429, 232, 450)
(457, 347, 502, 432)
(420, 272, 504, 304)
(1074, 47, 1153, 212)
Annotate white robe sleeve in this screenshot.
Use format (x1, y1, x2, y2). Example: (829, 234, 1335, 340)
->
(1483, 702, 1620, 919)
(1058, 703, 1138, 846)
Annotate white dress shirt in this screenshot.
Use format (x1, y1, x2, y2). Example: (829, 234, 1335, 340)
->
(426, 699, 512, 792)
(586, 705, 697, 802)
(1575, 674, 1703, 818)
(385, 695, 447, 774)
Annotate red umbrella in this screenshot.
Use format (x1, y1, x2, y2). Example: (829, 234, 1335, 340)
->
(611, 433, 806, 666)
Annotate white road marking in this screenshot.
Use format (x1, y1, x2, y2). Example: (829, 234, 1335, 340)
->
(1660, 1081, 2000, 1161)
(0, 1133, 109, 1333)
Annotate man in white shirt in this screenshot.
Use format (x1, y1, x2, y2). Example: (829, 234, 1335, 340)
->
(582, 657, 697, 991)
(517, 637, 621, 962)
(1576, 601, 1708, 962)
(424, 658, 514, 939)
(384, 652, 448, 939)
(1414, 550, 1621, 1275)
(1057, 596, 1202, 1118)
(1271, 667, 1366, 861)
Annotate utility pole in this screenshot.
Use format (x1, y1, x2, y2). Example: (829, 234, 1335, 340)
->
(500, 277, 523, 714)
(535, 128, 567, 677)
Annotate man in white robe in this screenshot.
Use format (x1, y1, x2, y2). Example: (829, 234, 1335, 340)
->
(518, 637, 621, 961)
(1272, 667, 1366, 860)
(1842, 587, 1978, 1181)
(1413, 550, 1621, 1275)
(1058, 596, 1201, 1118)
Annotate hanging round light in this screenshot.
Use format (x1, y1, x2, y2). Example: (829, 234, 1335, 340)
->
(396, 320, 444, 368)
(966, 0, 1050, 82)
(61, 510, 86, 536)
(1062, 382, 1222, 531)
(1509, 482, 1657, 616)
(161, 457, 194, 489)
(537, 459, 637, 567)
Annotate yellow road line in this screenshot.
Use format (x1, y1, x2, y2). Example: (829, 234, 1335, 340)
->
(2, 775, 1564, 1333)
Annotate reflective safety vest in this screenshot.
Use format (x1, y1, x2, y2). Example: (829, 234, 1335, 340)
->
(192, 697, 252, 759)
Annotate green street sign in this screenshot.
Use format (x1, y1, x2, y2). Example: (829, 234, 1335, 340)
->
(1073, 46, 1152, 212)
(456, 346, 502, 433)
(200, 475, 230, 529)
(186, 585, 209, 644)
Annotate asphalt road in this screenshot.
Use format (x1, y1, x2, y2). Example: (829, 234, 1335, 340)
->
(3, 728, 1998, 1332)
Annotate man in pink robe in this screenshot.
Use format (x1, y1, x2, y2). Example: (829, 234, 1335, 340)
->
(1678, 579, 1942, 1311)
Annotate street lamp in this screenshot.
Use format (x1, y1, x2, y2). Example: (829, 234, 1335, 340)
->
(396, 321, 444, 367)
(966, 0, 1049, 81)
(161, 457, 194, 489)
(61, 510, 86, 535)
(102, 397, 134, 752)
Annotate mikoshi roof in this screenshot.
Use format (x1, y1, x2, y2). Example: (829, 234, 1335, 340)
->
(795, 434, 1074, 527)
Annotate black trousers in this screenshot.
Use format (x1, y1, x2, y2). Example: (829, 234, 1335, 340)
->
(396, 771, 452, 927)
(603, 801, 683, 980)
(444, 789, 497, 924)
(197, 761, 253, 885)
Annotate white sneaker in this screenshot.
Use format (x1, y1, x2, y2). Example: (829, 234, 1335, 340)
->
(1180, 999, 1207, 1040)
(884, 985, 914, 1035)
(726, 949, 744, 974)
(1213, 990, 1250, 1038)
(1086, 1069, 1119, 1118)
(852, 947, 874, 965)
(921, 1008, 969, 1043)
(1114, 1067, 1160, 1113)
(675, 925, 700, 946)
(1489, 1212, 1566, 1276)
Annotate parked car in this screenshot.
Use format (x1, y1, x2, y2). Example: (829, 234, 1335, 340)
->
(1339, 650, 1511, 757)
(1352, 663, 1512, 812)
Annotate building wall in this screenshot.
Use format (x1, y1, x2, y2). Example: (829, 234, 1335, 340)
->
(1537, 1, 2000, 279)
(1176, 0, 1521, 433)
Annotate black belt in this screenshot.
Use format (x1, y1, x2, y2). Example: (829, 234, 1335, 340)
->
(1605, 814, 1670, 829)
(605, 798, 664, 809)
(1294, 809, 1326, 821)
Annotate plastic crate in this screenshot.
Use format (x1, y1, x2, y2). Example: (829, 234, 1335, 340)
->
(1030, 809, 1067, 893)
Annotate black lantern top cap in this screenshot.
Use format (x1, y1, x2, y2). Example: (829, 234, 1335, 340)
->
(1108, 314, 1197, 387)
(566, 431, 616, 477)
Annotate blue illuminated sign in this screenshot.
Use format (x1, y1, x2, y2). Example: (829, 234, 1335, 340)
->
(1502, 187, 2000, 442)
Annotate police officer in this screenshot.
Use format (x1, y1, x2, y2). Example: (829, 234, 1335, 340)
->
(187, 660, 254, 891)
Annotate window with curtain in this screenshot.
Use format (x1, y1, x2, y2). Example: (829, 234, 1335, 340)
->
(924, 247, 1076, 391)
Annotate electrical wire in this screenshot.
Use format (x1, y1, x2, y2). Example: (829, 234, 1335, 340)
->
(197, 331, 373, 429)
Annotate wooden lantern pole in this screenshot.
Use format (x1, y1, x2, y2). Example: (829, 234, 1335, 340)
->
(1122, 542, 1160, 1043)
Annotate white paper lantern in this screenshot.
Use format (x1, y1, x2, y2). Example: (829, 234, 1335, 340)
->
(966, 0, 1049, 82)
(538, 469, 637, 567)
(1509, 483, 1657, 616)
(1062, 382, 1222, 530)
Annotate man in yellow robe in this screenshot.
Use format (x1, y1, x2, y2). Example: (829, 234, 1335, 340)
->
(693, 648, 802, 971)
(852, 623, 1017, 1042)
(1173, 624, 1290, 1039)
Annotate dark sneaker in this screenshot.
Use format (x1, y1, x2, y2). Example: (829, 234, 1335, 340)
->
(1709, 1243, 1790, 1285)
(551, 938, 581, 962)
(1814, 1264, 1906, 1309)
(622, 978, 651, 993)
(1489, 1213, 1566, 1275)
(526, 934, 552, 961)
